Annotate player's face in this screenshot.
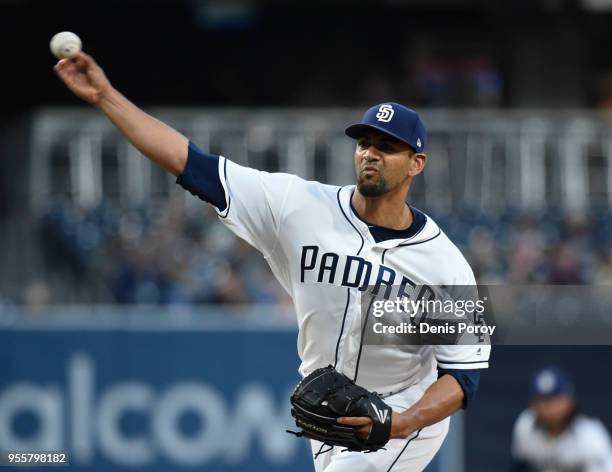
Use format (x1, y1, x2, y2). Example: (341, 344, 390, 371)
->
(354, 131, 424, 197)
(532, 394, 575, 429)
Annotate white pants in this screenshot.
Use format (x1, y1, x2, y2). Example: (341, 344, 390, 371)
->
(310, 384, 450, 472)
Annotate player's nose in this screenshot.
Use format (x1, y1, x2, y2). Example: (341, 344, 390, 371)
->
(363, 145, 382, 161)
(363, 147, 382, 161)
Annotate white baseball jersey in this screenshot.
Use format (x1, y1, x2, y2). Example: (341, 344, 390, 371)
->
(201, 154, 490, 471)
(512, 409, 612, 472)
(214, 156, 490, 393)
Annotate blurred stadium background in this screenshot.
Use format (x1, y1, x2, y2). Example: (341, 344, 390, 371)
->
(2, 0, 612, 470)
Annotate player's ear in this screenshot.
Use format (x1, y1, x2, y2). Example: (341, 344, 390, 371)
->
(408, 152, 427, 177)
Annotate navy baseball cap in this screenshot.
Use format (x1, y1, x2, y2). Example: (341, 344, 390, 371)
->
(530, 367, 575, 397)
(345, 102, 427, 153)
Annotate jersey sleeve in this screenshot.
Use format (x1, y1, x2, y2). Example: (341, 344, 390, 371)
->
(434, 345, 490, 370)
(215, 156, 295, 256)
(176, 142, 227, 210)
(437, 368, 480, 409)
(434, 266, 491, 370)
(176, 142, 296, 255)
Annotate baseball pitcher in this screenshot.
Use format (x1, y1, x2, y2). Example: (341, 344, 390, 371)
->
(54, 52, 490, 472)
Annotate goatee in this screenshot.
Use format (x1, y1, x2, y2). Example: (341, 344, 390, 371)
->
(357, 177, 388, 197)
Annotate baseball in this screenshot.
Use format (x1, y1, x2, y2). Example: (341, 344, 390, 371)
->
(49, 31, 82, 59)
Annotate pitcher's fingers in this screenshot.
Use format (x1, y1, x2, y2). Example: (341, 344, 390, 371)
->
(55, 60, 77, 76)
(54, 59, 79, 78)
(337, 417, 372, 426)
(76, 52, 97, 67)
(53, 63, 69, 79)
(54, 58, 70, 72)
(71, 53, 90, 71)
(81, 52, 93, 61)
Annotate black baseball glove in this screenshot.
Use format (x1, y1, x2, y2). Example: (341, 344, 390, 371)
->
(287, 365, 393, 452)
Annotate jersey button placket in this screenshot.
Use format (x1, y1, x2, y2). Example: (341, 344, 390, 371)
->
(336, 246, 374, 376)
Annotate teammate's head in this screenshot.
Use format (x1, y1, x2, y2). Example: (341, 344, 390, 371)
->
(346, 103, 427, 198)
(530, 367, 576, 433)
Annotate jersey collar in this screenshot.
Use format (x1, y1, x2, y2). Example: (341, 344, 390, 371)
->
(338, 186, 439, 249)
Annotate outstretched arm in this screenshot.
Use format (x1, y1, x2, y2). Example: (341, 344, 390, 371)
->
(54, 52, 188, 176)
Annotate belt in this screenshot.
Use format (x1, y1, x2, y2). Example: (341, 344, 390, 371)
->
(378, 382, 414, 399)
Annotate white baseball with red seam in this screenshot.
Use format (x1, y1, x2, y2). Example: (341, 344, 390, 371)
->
(50, 31, 82, 59)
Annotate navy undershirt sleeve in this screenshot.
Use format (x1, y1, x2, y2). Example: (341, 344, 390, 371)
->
(176, 142, 227, 211)
(437, 368, 481, 409)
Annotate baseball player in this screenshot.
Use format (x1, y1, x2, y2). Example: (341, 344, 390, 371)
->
(53, 52, 490, 471)
(512, 367, 612, 472)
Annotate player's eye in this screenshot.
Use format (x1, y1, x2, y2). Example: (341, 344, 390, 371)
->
(376, 142, 394, 153)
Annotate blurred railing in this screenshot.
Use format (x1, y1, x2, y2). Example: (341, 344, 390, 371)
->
(0, 303, 297, 327)
(30, 108, 612, 214)
(4, 108, 611, 304)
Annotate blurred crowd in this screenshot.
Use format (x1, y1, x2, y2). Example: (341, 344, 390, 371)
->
(16, 199, 612, 308)
(437, 206, 612, 286)
(35, 198, 289, 307)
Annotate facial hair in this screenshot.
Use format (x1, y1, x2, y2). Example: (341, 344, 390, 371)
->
(357, 173, 389, 197)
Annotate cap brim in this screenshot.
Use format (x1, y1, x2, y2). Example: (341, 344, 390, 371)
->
(345, 123, 416, 150)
